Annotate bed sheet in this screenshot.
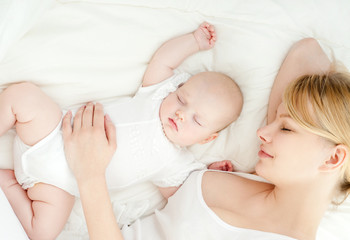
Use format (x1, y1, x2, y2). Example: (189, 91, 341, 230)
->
(0, 0, 349, 239)
(0, 188, 29, 240)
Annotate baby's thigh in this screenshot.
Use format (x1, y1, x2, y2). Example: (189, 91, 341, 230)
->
(27, 183, 75, 236)
(10, 82, 62, 146)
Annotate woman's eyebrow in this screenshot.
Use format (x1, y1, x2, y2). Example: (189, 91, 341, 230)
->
(279, 113, 291, 118)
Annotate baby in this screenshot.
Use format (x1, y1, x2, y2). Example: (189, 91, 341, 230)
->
(0, 22, 242, 239)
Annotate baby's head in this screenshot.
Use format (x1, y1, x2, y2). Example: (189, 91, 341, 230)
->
(160, 71, 243, 147)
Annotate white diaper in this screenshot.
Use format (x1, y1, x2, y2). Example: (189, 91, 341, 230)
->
(13, 120, 79, 196)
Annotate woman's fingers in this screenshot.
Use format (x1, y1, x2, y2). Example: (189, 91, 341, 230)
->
(64, 102, 113, 141)
(73, 105, 85, 131)
(104, 114, 117, 150)
(62, 111, 72, 140)
(94, 103, 105, 129)
(70, 103, 106, 132)
(82, 102, 94, 127)
(62, 103, 116, 181)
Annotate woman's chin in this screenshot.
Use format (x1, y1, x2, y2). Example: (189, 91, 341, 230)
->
(254, 160, 265, 176)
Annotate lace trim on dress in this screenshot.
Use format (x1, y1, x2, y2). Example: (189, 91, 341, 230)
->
(152, 72, 191, 100)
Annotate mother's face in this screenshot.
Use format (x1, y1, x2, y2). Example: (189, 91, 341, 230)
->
(255, 103, 334, 186)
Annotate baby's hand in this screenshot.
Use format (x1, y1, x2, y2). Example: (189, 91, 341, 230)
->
(193, 22, 216, 50)
(207, 160, 234, 172)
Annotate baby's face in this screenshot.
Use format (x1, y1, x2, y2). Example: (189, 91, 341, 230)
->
(159, 75, 237, 147)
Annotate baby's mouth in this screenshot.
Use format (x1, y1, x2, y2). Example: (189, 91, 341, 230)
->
(168, 118, 178, 131)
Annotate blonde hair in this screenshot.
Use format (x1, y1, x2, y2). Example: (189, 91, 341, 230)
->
(283, 70, 350, 203)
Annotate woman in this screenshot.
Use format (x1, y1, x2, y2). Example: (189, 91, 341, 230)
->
(62, 38, 350, 240)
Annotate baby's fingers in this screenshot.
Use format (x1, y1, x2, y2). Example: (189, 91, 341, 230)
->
(201, 22, 215, 35)
(200, 21, 210, 29)
(207, 24, 215, 33)
(209, 38, 216, 47)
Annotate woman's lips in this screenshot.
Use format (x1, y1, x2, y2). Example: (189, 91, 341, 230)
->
(169, 118, 178, 131)
(258, 147, 273, 158)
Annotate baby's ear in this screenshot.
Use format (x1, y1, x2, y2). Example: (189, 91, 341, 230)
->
(319, 144, 348, 172)
(200, 133, 218, 144)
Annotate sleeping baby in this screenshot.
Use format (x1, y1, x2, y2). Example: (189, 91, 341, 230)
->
(0, 22, 243, 239)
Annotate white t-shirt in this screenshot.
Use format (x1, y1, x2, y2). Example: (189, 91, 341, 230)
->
(121, 170, 297, 240)
(13, 72, 205, 196)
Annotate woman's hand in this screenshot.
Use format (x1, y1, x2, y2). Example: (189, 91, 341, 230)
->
(62, 102, 117, 183)
(62, 103, 123, 240)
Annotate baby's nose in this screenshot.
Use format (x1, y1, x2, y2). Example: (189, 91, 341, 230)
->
(176, 110, 185, 121)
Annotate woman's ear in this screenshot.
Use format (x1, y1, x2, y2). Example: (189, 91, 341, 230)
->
(319, 144, 348, 172)
(200, 133, 218, 144)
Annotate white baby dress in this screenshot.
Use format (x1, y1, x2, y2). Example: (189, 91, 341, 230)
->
(13, 72, 205, 196)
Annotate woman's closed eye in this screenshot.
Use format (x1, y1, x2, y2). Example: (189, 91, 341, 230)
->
(281, 128, 291, 131)
(281, 126, 292, 132)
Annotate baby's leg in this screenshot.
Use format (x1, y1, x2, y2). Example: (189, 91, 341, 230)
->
(0, 82, 62, 145)
(0, 82, 74, 238)
(0, 170, 74, 239)
(27, 183, 75, 239)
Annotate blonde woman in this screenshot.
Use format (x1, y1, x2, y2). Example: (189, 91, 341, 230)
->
(62, 38, 350, 240)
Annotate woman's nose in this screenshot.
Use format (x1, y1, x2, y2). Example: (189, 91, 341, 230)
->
(176, 110, 185, 122)
(257, 126, 271, 143)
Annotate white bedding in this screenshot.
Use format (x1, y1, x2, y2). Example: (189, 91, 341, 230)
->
(0, 0, 349, 239)
(0, 188, 28, 240)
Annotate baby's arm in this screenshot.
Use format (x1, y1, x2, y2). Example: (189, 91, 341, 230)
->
(142, 22, 216, 87)
(0, 169, 74, 239)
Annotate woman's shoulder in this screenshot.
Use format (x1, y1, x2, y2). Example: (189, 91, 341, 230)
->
(202, 170, 271, 191)
(201, 170, 273, 214)
(200, 171, 296, 239)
